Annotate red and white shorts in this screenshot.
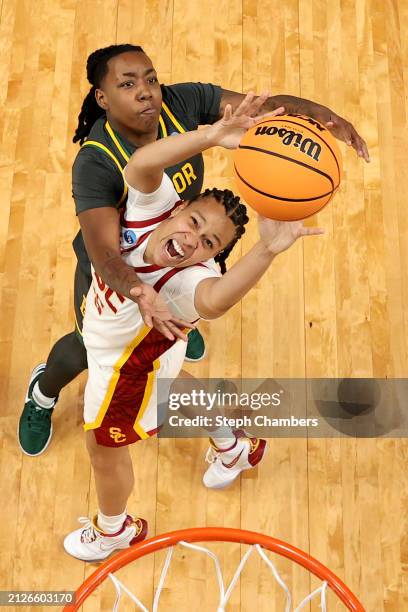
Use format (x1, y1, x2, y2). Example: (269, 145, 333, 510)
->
(83, 326, 187, 447)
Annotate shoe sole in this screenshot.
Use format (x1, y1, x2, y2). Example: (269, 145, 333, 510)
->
(204, 439, 268, 490)
(62, 543, 115, 563)
(184, 347, 207, 362)
(18, 363, 53, 457)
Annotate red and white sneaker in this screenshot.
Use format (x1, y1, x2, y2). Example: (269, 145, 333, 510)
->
(203, 430, 267, 489)
(63, 514, 148, 561)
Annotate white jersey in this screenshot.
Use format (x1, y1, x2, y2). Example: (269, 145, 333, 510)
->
(82, 173, 220, 447)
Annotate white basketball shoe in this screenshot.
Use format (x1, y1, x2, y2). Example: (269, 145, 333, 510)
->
(64, 514, 148, 561)
(203, 430, 267, 489)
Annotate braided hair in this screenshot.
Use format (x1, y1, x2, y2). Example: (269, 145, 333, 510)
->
(73, 44, 145, 145)
(190, 188, 249, 274)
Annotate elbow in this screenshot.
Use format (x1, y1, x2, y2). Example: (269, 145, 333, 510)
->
(194, 280, 230, 320)
(196, 303, 229, 320)
(198, 311, 222, 321)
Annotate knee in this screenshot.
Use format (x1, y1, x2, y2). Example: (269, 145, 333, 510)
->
(50, 332, 87, 370)
(88, 444, 131, 474)
(66, 333, 88, 369)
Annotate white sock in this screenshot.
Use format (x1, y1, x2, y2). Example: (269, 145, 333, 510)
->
(97, 510, 127, 534)
(32, 382, 56, 409)
(209, 425, 235, 450)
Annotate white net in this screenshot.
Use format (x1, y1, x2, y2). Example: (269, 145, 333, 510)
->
(106, 540, 329, 612)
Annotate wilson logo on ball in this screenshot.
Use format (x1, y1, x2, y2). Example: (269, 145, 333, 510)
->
(254, 125, 322, 162)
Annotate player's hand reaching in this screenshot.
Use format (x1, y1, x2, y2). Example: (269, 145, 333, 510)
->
(257, 215, 324, 256)
(304, 105, 370, 162)
(209, 92, 285, 150)
(129, 283, 194, 342)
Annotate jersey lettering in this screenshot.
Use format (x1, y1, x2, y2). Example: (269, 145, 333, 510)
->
(172, 172, 186, 193)
(105, 287, 125, 314)
(95, 273, 106, 292)
(93, 272, 126, 314)
(181, 162, 197, 185)
(93, 289, 104, 315)
(172, 162, 198, 194)
(80, 295, 87, 317)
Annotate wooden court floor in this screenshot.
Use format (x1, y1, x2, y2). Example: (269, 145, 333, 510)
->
(0, 0, 407, 610)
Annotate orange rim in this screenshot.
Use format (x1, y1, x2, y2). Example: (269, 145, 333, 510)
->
(64, 526, 365, 611)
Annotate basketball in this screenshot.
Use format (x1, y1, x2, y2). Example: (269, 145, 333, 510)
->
(234, 114, 343, 221)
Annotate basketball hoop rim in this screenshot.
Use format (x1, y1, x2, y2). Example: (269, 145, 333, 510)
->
(64, 526, 365, 612)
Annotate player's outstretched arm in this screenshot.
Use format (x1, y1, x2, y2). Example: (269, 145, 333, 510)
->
(194, 217, 324, 320)
(123, 93, 284, 195)
(219, 89, 370, 162)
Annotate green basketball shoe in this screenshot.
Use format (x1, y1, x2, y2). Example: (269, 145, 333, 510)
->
(18, 364, 57, 456)
(185, 328, 206, 362)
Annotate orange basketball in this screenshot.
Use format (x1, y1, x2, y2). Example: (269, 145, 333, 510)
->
(233, 114, 342, 221)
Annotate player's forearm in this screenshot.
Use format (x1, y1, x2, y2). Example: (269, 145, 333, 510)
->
(96, 254, 142, 299)
(78, 207, 143, 298)
(196, 242, 277, 319)
(127, 128, 215, 179)
(263, 94, 329, 117)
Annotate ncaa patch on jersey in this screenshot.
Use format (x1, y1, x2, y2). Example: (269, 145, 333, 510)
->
(123, 229, 137, 245)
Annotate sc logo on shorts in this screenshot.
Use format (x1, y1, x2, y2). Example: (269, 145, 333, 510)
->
(109, 427, 127, 443)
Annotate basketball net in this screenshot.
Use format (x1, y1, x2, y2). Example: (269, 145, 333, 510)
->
(65, 528, 364, 611)
(107, 540, 328, 612)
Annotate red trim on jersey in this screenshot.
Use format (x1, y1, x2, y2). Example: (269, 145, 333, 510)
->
(135, 231, 153, 247)
(153, 268, 183, 292)
(133, 264, 163, 273)
(121, 200, 183, 228)
(132, 233, 161, 271)
(153, 264, 207, 292)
